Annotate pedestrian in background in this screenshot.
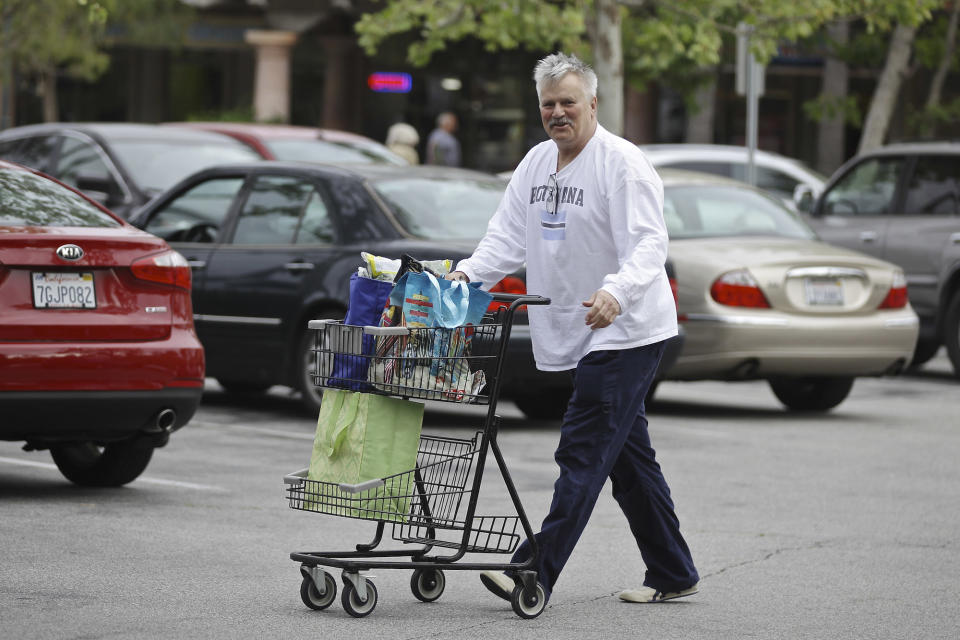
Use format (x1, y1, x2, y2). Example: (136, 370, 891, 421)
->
(447, 52, 699, 606)
(425, 111, 461, 166)
(385, 122, 420, 165)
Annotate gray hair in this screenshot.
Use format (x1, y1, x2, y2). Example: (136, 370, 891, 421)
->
(533, 52, 598, 101)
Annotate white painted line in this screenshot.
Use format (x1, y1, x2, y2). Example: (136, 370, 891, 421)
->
(0, 456, 226, 492)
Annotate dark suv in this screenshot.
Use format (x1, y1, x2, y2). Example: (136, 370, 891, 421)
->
(805, 142, 960, 374)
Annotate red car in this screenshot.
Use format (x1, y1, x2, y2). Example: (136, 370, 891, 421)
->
(0, 161, 204, 486)
(165, 122, 409, 166)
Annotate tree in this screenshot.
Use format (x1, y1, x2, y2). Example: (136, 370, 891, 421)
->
(0, 0, 191, 125)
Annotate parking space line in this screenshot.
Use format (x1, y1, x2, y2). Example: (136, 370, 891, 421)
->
(0, 456, 226, 492)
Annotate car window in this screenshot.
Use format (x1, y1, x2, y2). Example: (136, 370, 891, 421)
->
(755, 168, 800, 201)
(56, 137, 121, 195)
(903, 155, 960, 216)
(663, 185, 815, 240)
(822, 157, 904, 216)
(144, 177, 244, 242)
(266, 139, 399, 165)
(372, 177, 505, 240)
(295, 189, 335, 244)
(0, 167, 120, 228)
(232, 175, 316, 245)
(666, 161, 733, 178)
(109, 138, 261, 194)
(0, 135, 58, 172)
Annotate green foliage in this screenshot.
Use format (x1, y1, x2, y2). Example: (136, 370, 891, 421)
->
(0, 0, 191, 85)
(185, 106, 257, 123)
(803, 94, 863, 126)
(355, 0, 586, 66)
(907, 98, 960, 138)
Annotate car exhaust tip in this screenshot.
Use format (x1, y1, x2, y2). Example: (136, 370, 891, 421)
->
(143, 408, 178, 435)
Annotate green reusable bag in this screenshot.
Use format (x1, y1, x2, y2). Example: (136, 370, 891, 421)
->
(307, 389, 424, 522)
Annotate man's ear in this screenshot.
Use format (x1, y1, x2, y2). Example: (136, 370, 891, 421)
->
(590, 95, 598, 115)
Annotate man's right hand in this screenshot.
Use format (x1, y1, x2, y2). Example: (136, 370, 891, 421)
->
(446, 271, 469, 282)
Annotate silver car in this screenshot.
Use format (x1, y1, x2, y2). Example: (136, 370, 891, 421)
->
(660, 170, 919, 412)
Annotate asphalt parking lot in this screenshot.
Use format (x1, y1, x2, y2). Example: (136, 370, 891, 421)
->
(1, 353, 958, 640)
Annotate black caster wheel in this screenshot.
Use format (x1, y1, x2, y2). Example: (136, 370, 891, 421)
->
(341, 577, 378, 618)
(511, 582, 547, 619)
(410, 568, 445, 602)
(300, 572, 337, 610)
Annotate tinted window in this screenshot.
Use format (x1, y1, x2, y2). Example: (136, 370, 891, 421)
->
(663, 185, 815, 239)
(56, 137, 121, 194)
(232, 175, 315, 245)
(145, 177, 244, 242)
(295, 190, 335, 244)
(822, 157, 904, 216)
(109, 138, 260, 193)
(903, 155, 960, 216)
(0, 135, 58, 171)
(0, 168, 120, 227)
(372, 177, 505, 240)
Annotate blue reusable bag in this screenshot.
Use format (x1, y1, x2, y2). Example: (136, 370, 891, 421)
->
(329, 273, 394, 390)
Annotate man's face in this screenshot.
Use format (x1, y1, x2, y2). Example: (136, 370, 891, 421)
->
(539, 73, 597, 150)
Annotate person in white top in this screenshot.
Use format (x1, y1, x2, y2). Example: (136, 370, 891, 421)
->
(448, 52, 699, 606)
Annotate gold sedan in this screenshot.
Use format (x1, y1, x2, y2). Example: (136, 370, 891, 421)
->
(658, 170, 919, 412)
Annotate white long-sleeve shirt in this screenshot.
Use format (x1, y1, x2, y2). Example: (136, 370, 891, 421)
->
(456, 125, 677, 371)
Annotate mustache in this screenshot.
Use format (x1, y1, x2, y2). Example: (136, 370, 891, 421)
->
(549, 118, 571, 127)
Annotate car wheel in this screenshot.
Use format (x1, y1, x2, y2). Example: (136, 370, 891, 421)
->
(50, 439, 154, 487)
(512, 388, 571, 420)
(767, 376, 854, 412)
(909, 338, 941, 368)
(944, 290, 960, 378)
(216, 378, 272, 395)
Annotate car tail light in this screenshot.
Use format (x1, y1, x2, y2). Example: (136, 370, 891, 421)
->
(488, 275, 527, 312)
(710, 269, 771, 308)
(131, 250, 192, 290)
(878, 271, 908, 309)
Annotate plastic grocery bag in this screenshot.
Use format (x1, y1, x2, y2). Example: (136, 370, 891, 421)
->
(306, 389, 423, 521)
(327, 273, 394, 390)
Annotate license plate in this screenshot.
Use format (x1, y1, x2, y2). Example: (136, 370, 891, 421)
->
(804, 277, 843, 306)
(32, 272, 97, 309)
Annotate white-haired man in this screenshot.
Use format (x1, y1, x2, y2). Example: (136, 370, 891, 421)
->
(448, 52, 699, 606)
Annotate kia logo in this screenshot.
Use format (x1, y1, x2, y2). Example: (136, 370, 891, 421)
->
(56, 244, 84, 261)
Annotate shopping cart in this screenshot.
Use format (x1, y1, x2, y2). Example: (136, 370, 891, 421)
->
(284, 292, 550, 619)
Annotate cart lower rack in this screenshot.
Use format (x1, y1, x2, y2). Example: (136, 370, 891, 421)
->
(285, 293, 550, 619)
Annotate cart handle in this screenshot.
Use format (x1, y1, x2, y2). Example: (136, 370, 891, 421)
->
(283, 468, 386, 494)
(490, 292, 551, 306)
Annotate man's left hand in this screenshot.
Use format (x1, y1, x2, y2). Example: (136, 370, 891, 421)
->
(583, 290, 621, 330)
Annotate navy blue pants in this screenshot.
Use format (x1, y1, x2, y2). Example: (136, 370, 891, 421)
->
(510, 342, 699, 599)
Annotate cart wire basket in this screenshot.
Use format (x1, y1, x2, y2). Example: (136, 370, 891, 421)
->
(286, 292, 551, 619)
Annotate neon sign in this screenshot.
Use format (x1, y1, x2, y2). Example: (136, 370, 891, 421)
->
(368, 72, 413, 93)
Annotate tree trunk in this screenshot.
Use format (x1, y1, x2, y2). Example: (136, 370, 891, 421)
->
(817, 20, 850, 174)
(685, 71, 717, 144)
(858, 23, 916, 154)
(41, 69, 57, 122)
(589, 0, 624, 135)
(926, 0, 960, 110)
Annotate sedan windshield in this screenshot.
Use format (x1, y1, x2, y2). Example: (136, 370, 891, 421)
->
(664, 185, 815, 240)
(0, 169, 120, 227)
(266, 139, 407, 165)
(372, 177, 506, 240)
(109, 139, 261, 193)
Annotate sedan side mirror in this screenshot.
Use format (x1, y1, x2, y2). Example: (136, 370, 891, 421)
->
(793, 184, 815, 215)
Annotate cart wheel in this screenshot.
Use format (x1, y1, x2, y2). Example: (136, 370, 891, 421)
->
(410, 568, 445, 602)
(341, 578, 378, 618)
(300, 572, 337, 610)
(511, 583, 547, 619)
